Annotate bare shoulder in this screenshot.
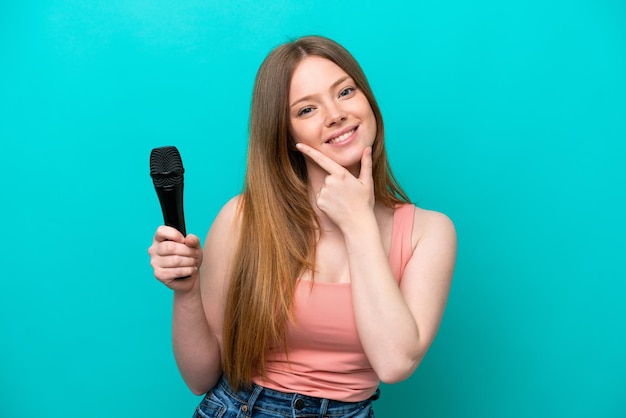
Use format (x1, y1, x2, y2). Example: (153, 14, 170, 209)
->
(200, 196, 241, 338)
(202, 195, 242, 247)
(411, 206, 457, 251)
(211, 195, 243, 232)
(201, 195, 243, 333)
(402, 206, 457, 291)
(202, 195, 243, 279)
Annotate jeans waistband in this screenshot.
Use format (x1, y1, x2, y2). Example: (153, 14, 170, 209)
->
(216, 375, 378, 417)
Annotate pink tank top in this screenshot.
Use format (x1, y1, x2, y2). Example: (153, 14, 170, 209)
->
(253, 204, 415, 402)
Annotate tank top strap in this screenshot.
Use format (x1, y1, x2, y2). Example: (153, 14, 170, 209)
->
(388, 203, 415, 283)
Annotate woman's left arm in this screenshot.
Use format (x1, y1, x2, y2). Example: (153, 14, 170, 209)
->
(296, 143, 457, 383)
(345, 207, 456, 383)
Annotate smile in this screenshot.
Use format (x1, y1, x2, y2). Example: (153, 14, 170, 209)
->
(326, 128, 356, 145)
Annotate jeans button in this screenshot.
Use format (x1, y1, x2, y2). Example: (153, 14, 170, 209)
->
(294, 398, 305, 410)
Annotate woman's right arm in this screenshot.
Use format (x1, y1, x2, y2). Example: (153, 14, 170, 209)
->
(148, 197, 241, 395)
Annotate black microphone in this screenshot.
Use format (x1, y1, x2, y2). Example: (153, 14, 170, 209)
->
(150, 146, 187, 236)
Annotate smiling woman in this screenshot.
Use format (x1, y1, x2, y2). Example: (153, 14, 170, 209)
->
(289, 56, 377, 175)
(148, 35, 457, 417)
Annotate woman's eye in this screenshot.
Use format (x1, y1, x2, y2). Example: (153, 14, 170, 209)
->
(298, 107, 313, 117)
(339, 87, 355, 97)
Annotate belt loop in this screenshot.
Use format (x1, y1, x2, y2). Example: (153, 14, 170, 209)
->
(242, 383, 264, 416)
(319, 398, 329, 418)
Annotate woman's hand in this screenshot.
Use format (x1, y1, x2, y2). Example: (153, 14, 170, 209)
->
(148, 226, 203, 293)
(296, 143, 375, 230)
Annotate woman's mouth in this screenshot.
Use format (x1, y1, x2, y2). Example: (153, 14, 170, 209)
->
(326, 128, 357, 145)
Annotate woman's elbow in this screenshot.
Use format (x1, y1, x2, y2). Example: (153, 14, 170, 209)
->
(189, 385, 209, 397)
(183, 374, 218, 396)
(376, 355, 423, 384)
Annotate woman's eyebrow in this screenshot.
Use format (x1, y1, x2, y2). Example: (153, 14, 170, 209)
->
(289, 76, 352, 109)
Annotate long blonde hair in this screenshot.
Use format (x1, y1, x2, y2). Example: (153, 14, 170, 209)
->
(223, 35, 410, 389)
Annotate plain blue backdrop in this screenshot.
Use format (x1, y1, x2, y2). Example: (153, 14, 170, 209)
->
(1, 1, 624, 417)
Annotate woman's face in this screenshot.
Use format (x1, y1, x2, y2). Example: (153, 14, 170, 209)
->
(288, 56, 376, 175)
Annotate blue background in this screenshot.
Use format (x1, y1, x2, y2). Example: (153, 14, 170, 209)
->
(1, 1, 624, 417)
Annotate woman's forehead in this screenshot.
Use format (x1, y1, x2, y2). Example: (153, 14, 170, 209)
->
(289, 56, 350, 101)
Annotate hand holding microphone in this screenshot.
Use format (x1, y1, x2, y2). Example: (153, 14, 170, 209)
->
(148, 146, 202, 288)
(148, 226, 202, 291)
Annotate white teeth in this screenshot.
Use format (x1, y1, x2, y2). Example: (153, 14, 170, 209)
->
(328, 129, 355, 144)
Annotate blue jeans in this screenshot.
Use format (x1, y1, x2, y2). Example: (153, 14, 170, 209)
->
(193, 375, 378, 417)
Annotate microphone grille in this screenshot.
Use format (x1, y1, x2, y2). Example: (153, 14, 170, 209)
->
(150, 146, 184, 188)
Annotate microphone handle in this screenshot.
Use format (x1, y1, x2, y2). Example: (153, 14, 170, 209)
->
(155, 185, 190, 280)
(155, 185, 186, 236)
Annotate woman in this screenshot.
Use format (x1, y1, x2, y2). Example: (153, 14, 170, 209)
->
(149, 35, 457, 417)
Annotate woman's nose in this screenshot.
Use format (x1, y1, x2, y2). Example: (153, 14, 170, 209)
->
(325, 102, 347, 126)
